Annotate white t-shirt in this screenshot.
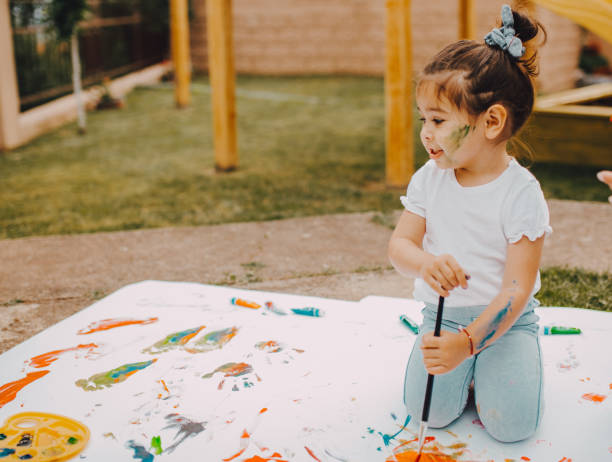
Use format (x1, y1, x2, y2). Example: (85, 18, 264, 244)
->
(400, 158, 552, 307)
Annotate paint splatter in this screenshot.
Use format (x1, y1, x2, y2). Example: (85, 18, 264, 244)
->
(558, 458, 573, 462)
(581, 393, 606, 403)
(445, 124, 471, 154)
(381, 414, 411, 446)
(184, 327, 238, 353)
(521, 457, 530, 461)
(243, 455, 288, 462)
(386, 450, 456, 461)
(305, 446, 322, 461)
(471, 419, 485, 429)
(150, 436, 162, 455)
(202, 362, 253, 379)
(162, 413, 206, 453)
(0, 449, 16, 457)
(77, 317, 158, 335)
(27, 344, 98, 368)
(126, 440, 154, 462)
(0, 370, 50, 409)
(254, 340, 284, 353)
(75, 359, 157, 391)
(477, 298, 512, 350)
(142, 326, 205, 354)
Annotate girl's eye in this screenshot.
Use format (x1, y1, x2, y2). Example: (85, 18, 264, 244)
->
(418, 117, 425, 122)
(433, 118, 444, 125)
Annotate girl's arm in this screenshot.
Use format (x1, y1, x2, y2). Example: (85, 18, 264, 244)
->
(421, 235, 545, 375)
(465, 234, 545, 353)
(389, 211, 469, 296)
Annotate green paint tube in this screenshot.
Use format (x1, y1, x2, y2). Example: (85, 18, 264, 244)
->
(540, 326, 581, 335)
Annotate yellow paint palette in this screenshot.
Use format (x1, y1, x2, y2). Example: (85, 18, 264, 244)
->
(0, 412, 89, 461)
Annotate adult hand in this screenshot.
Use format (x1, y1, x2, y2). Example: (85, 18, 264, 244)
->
(597, 170, 612, 204)
(419, 254, 469, 297)
(421, 330, 471, 375)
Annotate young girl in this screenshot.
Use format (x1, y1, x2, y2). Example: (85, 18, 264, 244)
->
(388, 5, 551, 443)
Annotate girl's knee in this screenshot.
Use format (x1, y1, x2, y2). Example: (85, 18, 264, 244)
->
(479, 408, 539, 443)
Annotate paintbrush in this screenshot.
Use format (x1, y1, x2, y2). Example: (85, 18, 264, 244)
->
(415, 295, 445, 461)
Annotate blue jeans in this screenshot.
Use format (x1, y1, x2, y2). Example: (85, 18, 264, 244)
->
(403, 299, 543, 443)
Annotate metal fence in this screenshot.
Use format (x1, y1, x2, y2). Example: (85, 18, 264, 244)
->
(10, 0, 169, 111)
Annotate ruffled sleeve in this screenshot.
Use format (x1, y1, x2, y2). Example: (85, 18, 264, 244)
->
(399, 163, 429, 218)
(503, 181, 552, 244)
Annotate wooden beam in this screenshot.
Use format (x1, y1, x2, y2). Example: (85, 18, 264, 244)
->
(0, 0, 21, 150)
(458, 0, 476, 40)
(170, 0, 191, 108)
(206, 0, 237, 171)
(384, 0, 413, 188)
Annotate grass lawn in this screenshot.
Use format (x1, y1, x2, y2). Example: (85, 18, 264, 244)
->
(1, 75, 609, 309)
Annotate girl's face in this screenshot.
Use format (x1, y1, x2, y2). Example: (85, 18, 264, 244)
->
(416, 83, 482, 170)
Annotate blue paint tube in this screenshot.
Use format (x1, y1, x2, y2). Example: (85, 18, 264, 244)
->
(291, 307, 324, 317)
(399, 315, 419, 335)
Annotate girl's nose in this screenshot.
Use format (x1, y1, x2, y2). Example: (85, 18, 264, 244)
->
(421, 126, 433, 141)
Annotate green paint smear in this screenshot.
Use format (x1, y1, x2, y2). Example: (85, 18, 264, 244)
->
(0, 434, 6, 440)
(67, 436, 79, 445)
(151, 435, 162, 455)
(143, 326, 204, 354)
(446, 124, 471, 154)
(186, 327, 238, 353)
(75, 359, 156, 391)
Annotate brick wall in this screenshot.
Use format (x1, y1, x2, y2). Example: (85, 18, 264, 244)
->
(191, 0, 583, 93)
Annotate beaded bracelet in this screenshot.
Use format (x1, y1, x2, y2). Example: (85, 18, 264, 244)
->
(461, 328, 474, 356)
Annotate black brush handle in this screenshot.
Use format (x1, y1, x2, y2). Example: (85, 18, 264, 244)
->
(421, 295, 445, 423)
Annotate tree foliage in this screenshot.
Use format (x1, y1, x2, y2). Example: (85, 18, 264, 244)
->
(48, 0, 89, 41)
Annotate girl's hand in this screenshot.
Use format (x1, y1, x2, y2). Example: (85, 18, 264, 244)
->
(421, 330, 470, 375)
(419, 254, 469, 297)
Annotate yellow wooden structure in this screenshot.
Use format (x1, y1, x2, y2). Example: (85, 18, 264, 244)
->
(526, 83, 612, 167)
(206, 0, 238, 171)
(170, 0, 191, 108)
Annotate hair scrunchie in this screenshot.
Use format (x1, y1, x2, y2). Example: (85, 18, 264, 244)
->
(484, 4, 525, 59)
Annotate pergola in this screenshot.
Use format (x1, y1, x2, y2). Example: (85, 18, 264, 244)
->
(183, 0, 611, 187)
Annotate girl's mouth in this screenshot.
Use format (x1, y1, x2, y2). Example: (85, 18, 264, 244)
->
(429, 148, 444, 160)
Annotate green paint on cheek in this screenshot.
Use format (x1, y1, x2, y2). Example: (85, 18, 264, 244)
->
(446, 124, 471, 154)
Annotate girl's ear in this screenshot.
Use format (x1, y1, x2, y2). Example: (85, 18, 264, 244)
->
(483, 104, 508, 140)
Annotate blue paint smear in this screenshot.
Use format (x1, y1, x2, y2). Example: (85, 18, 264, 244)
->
(126, 440, 154, 462)
(477, 298, 512, 350)
(0, 449, 16, 458)
(19, 454, 33, 460)
(109, 360, 155, 379)
(381, 414, 411, 446)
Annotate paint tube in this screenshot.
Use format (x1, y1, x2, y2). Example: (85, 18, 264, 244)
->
(291, 307, 324, 317)
(231, 297, 261, 309)
(399, 315, 419, 334)
(539, 325, 581, 335)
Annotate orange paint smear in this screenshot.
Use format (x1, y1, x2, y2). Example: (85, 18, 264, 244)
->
(259, 407, 268, 414)
(521, 457, 531, 461)
(558, 457, 573, 462)
(223, 448, 246, 461)
(244, 453, 287, 462)
(0, 370, 50, 408)
(77, 317, 158, 334)
(29, 343, 98, 368)
(582, 393, 606, 403)
(305, 446, 322, 462)
(387, 450, 456, 462)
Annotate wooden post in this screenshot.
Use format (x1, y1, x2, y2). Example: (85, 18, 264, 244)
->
(206, 0, 237, 171)
(458, 0, 476, 40)
(0, 0, 20, 150)
(170, 0, 191, 107)
(384, 0, 413, 188)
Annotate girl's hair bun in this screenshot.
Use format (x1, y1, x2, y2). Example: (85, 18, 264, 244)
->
(512, 9, 540, 43)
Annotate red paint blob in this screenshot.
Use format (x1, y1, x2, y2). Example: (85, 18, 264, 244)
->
(29, 343, 98, 368)
(0, 370, 50, 408)
(387, 450, 457, 462)
(582, 393, 606, 403)
(77, 317, 158, 334)
(305, 446, 322, 462)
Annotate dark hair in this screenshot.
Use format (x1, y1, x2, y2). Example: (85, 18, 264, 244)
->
(417, 9, 546, 138)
